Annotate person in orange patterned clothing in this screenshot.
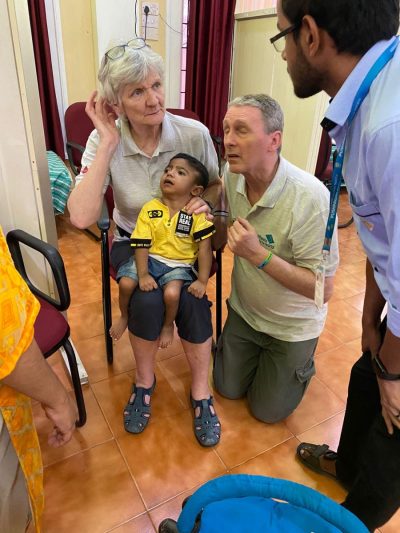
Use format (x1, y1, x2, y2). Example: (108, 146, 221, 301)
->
(0, 227, 77, 533)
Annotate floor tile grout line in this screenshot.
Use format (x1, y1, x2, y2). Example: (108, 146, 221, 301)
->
(102, 510, 156, 533)
(223, 435, 295, 471)
(292, 409, 346, 439)
(314, 372, 350, 405)
(43, 437, 116, 470)
(112, 435, 151, 516)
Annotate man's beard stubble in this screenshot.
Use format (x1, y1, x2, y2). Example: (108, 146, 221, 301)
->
(291, 45, 325, 99)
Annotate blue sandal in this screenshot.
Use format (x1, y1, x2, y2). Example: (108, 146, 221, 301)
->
(124, 377, 156, 434)
(191, 395, 221, 447)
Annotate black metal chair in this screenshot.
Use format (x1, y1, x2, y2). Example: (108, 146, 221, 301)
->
(6, 229, 87, 426)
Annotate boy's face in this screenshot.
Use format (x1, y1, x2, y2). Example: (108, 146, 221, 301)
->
(160, 158, 203, 197)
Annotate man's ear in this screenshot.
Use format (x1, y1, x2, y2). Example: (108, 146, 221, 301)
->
(191, 185, 205, 197)
(301, 15, 322, 58)
(268, 131, 282, 153)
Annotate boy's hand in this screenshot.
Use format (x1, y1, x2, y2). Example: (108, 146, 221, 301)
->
(188, 280, 206, 298)
(139, 274, 158, 291)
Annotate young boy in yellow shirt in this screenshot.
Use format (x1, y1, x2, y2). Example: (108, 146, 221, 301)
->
(110, 153, 215, 348)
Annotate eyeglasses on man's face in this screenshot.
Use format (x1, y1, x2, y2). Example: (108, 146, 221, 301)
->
(105, 37, 149, 61)
(269, 23, 300, 53)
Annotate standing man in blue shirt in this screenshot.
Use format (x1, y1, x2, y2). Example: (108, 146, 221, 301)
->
(273, 1, 400, 530)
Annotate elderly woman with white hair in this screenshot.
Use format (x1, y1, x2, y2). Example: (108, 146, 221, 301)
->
(68, 39, 221, 447)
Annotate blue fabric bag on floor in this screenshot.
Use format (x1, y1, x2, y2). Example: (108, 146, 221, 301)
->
(159, 474, 369, 533)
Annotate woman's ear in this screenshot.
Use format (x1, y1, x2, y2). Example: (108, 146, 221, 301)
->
(111, 103, 121, 116)
(191, 185, 205, 197)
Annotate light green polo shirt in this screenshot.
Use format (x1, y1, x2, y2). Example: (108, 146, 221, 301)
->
(225, 156, 339, 342)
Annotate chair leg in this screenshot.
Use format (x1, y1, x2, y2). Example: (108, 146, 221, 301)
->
(101, 230, 114, 364)
(216, 248, 222, 340)
(63, 338, 87, 427)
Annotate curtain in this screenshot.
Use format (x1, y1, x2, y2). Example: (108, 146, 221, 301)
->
(28, 0, 64, 158)
(185, 0, 236, 140)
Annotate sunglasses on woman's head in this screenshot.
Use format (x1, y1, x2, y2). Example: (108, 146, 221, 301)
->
(105, 38, 149, 61)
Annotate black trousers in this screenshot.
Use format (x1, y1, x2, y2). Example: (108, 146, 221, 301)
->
(336, 326, 400, 530)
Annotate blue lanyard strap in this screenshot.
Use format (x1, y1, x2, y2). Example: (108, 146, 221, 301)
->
(322, 37, 399, 254)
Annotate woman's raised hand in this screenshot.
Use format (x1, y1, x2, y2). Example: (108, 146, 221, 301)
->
(85, 90, 120, 150)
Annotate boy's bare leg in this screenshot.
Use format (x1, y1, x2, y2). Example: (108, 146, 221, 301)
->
(159, 280, 184, 348)
(110, 276, 137, 340)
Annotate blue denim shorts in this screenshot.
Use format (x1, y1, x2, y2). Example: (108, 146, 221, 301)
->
(117, 256, 195, 288)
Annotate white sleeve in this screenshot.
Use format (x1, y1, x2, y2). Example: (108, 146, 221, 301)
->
(74, 128, 111, 194)
(200, 126, 220, 182)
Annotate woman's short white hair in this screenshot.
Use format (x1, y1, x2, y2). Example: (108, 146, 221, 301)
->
(228, 94, 284, 133)
(98, 44, 164, 105)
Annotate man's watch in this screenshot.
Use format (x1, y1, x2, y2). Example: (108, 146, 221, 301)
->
(372, 353, 400, 381)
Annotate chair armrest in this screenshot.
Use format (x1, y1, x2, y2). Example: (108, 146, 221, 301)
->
(6, 229, 70, 311)
(66, 141, 85, 176)
(97, 197, 111, 233)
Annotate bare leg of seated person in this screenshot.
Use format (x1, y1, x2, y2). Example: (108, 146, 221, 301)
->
(182, 337, 221, 446)
(110, 276, 137, 341)
(159, 280, 183, 349)
(123, 334, 158, 433)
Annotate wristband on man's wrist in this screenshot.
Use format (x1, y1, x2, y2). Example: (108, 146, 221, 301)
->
(203, 199, 214, 212)
(212, 210, 229, 218)
(372, 353, 400, 381)
(257, 251, 273, 269)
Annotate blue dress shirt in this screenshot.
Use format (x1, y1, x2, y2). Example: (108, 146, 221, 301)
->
(324, 37, 400, 337)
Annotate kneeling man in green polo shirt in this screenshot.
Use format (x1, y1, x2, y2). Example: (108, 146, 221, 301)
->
(213, 94, 339, 423)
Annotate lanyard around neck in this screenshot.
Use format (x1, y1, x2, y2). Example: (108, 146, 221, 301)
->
(322, 37, 399, 255)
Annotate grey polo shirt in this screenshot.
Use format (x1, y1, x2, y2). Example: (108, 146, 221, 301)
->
(225, 156, 339, 342)
(76, 111, 219, 240)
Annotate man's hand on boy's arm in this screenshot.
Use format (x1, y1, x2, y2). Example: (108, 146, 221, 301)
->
(189, 238, 212, 298)
(185, 178, 222, 219)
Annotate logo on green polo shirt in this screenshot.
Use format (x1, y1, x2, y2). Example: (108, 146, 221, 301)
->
(258, 233, 275, 249)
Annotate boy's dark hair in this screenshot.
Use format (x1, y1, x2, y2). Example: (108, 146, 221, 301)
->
(282, 0, 400, 56)
(169, 153, 209, 189)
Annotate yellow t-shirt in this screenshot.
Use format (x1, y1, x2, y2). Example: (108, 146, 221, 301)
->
(0, 227, 43, 532)
(131, 198, 215, 264)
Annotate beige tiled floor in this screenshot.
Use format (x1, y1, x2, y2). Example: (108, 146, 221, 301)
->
(34, 192, 399, 532)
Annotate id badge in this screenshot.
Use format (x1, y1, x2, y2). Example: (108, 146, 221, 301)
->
(314, 261, 326, 309)
(175, 210, 193, 237)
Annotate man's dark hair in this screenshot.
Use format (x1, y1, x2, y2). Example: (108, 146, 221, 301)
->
(282, 0, 399, 56)
(169, 153, 209, 189)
